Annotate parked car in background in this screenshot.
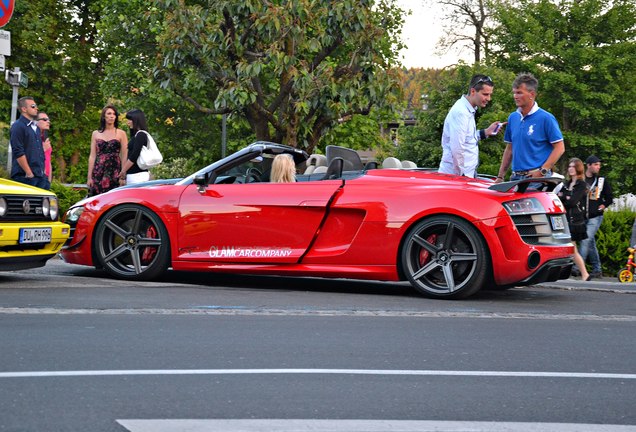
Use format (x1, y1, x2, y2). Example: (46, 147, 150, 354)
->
(0, 179, 70, 271)
(60, 142, 574, 299)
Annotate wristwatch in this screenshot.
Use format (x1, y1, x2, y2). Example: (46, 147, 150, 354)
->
(539, 167, 549, 175)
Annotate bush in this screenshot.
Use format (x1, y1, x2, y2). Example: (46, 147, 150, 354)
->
(50, 182, 88, 219)
(597, 209, 636, 277)
(150, 157, 200, 180)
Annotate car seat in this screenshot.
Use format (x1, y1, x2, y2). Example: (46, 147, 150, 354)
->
(303, 154, 327, 175)
(382, 157, 402, 169)
(322, 157, 344, 180)
(401, 160, 417, 169)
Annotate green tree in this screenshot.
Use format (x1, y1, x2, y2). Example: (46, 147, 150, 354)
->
(489, 0, 636, 194)
(1, 0, 104, 183)
(152, 0, 405, 153)
(96, 0, 255, 172)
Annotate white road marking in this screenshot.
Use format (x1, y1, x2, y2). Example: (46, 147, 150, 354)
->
(116, 419, 636, 432)
(1, 368, 635, 379)
(1, 306, 635, 321)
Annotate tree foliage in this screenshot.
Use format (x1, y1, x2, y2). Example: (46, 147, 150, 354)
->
(96, 0, 254, 172)
(152, 0, 405, 153)
(489, 0, 636, 193)
(0, 0, 104, 182)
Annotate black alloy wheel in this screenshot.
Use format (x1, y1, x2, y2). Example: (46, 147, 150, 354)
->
(93, 204, 170, 280)
(401, 215, 489, 299)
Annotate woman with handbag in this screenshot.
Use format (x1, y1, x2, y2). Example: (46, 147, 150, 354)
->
(119, 109, 152, 185)
(559, 158, 591, 281)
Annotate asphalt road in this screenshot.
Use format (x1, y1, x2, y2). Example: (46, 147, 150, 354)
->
(1, 258, 635, 432)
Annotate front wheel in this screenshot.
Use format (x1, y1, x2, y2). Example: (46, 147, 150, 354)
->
(93, 204, 170, 280)
(617, 268, 634, 283)
(401, 215, 489, 299)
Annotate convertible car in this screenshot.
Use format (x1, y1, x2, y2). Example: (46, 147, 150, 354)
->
(60, 142, 574, 299)
(0, 178, 70, 271)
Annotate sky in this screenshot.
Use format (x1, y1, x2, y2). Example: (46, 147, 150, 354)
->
(396, 0, 472, 69)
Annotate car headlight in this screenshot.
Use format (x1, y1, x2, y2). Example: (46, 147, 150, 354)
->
(49, 197, 59, 220)
(0, 197, 6, 217)
(65, 205, 84, 223)
(42, 197, 50, 218)
(503, 197, 546, 215)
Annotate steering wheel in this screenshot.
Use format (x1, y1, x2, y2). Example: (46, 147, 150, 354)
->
(245, 167, 263, 183)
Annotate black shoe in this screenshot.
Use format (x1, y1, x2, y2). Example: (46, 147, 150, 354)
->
(585, 275, 593, 281)
(591, 272, 602, 278)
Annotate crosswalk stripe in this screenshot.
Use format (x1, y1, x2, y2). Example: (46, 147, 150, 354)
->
(116, 419, 636, 432)
(1, 368, 635, 379)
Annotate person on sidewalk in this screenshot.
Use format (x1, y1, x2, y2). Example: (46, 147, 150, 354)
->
(579, 155, 613, 278)
(10, 96, 49, 189)
(559, 158, 591, 281)
(438, 74, 503, 178)
(495, 73, 565, 183)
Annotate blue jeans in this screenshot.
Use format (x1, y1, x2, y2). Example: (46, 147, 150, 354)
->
(579, 214, 603, 274)
(11, 175, 51, 190)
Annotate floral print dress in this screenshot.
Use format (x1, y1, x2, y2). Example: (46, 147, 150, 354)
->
(89, 139, 122, 196)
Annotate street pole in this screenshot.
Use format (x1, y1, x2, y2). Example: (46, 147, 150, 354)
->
(7, 66, 19, 173)
(221, 112, 227, 158)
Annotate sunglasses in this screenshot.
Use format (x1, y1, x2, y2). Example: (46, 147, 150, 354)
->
(30, 104, 38, 109)
(472, 76, 494, 88)
(38, 118, 50, 122)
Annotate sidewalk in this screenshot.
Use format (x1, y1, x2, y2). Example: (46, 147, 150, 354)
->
(538, 275, 636, 293)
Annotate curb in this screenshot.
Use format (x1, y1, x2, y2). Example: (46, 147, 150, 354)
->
(537, 277, 636, 294)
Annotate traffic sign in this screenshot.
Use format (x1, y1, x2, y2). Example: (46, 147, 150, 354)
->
(0, 29, 10, 56)
(0, 0, 15, 28)
(19, 70, 27, 88)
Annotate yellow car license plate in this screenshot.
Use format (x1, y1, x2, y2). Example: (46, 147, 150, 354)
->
(19, 228, 52, 244)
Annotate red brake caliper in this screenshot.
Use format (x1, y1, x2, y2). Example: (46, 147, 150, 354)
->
(141, 226, 158, 263)
(419, 234, 437, 266)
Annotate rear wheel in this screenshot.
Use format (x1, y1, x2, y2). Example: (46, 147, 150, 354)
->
(617, 268, 634, 283)
(93, 204, 170, 280)
(401, 215, 489, 299)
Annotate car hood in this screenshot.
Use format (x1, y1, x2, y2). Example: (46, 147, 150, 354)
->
(0, 178, 56, 195)
(115, 178, 183, 190)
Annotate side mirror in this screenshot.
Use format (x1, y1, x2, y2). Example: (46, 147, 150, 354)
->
(194, 173, 209, 193)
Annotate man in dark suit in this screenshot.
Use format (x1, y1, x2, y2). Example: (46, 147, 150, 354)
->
(9, 96, 49, 189)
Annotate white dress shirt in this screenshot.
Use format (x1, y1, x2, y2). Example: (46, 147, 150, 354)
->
(438, 96, 480, 178)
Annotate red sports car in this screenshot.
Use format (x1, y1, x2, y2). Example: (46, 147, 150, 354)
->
(60, 142, 574, 299)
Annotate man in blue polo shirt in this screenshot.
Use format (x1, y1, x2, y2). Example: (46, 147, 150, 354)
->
(495, 73, 564, 183)
(10, 96, 49, 189)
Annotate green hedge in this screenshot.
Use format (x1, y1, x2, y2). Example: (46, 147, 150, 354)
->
(596, 209, 635, 277)
(50, 182, 88, 220)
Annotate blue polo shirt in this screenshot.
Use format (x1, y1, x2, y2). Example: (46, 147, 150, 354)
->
(10, 115, 45, 178)
(504, 103, 563, 172)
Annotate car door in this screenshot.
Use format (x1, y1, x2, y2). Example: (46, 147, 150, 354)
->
(176, 180, 343, 263)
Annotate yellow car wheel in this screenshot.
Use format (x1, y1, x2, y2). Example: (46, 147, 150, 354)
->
(617, 268, 634, 283)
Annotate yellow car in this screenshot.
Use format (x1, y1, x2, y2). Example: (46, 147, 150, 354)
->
(0, 178, 70, 271)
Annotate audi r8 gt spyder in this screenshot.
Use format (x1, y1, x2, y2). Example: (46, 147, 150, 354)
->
(0, 178, 70, 271)
(60, 142, 574, 299)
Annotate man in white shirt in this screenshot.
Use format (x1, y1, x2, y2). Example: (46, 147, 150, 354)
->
(438, 75, 504, 178)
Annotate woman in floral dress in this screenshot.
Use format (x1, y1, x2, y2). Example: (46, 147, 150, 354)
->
(87, 105, 128, 196)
